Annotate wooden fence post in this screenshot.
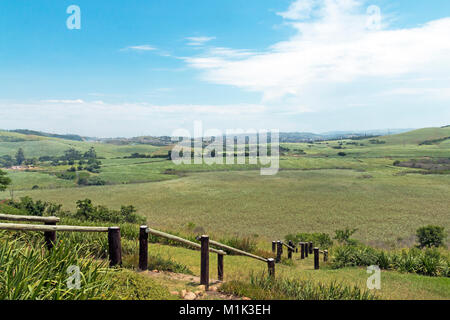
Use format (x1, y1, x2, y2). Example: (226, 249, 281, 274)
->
(44, 221, 56, 250)
(217, 254, 224, 281)
(267, 258, 275, 278)
(139, 225, 148, 271)
(304, 242, 309, 258)
(314, 247, 319, 270)
(324, 250, 328, 262)
(200, 235, 210, 289)
(276, 241, 283, 263)
(287, 243, 293, 259)
(309, 242, 313, 254)
(288, 240, 295, 255)
(108, 227, 122, 267)
(300, 242, 305, 259)
(272, 241, 276, 253)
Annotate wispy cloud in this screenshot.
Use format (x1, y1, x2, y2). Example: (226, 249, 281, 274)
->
(185, 36, 216, 46)
(42, 99, 85, 104)
(183, 0, 450, 109)
(121, 44, 156, 52)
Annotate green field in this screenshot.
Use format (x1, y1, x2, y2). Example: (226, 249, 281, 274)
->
(1, 127, 449, 245)
(0, 127, 449, 300)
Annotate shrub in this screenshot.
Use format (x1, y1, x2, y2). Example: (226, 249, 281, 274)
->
(331, 245, 449, 277)
(74, 199, 145, 224)
(416, 225, 446, 248)
(334, 228, 358, 246)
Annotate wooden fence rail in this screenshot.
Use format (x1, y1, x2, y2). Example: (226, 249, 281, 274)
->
(0, 213, 60, 223)
(0, 222, 121, 267)
(145, 227, 226, 256)
(209, 239, 267, 263)
(0, 223, 108, 233)
(142, 227, 227, 289)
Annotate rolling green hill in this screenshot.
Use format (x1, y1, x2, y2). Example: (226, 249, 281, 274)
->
(374, 126, 450, 145)
(0, 130, 161, 159)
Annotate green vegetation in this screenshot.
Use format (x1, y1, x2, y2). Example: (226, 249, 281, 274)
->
(0, 234, 110, 300)
(331, 245, 449, 277)
(221, 273, 378, 300)
(0, 169, 10, 191)
(0, 127, 449, 300)
(416, 225, 447, 249)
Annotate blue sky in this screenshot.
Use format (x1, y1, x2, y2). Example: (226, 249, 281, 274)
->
(0, 0, 449, 137)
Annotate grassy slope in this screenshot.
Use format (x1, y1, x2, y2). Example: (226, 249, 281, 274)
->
(377, 127, 450, 145)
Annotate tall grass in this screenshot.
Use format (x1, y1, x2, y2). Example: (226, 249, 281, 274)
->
(331, 245, 450, 277)
(0, 233, 111, 299)
(221, 273, 378, 300)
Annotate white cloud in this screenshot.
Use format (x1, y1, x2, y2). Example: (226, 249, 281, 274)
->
(183, 0, 450, 109)
(121, 45, 156, 51)
(185, 36, 216, 46)
(42, 99, 85, 104)
(277, 0, 318, 20)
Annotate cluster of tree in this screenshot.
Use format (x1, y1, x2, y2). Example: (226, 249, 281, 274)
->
(3, 196, 63, 217)
(124, 152, 170, 159)
(39, 147, 102, 172)
(74, 199, 145, 224)
(56, 170, 105, 186)
(0, 148, 37, 168)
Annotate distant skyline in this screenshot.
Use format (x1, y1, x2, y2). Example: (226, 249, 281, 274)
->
(1, 0, 450, 137)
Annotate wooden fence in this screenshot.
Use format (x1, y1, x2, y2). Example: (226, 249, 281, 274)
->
(0, 213, 329, 289)
(139, 227, 275, 290)
(0, 214, 122, 267)
(272, 239, 329, 269)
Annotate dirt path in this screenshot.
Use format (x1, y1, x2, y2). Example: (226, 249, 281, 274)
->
(140, 270, 246, 300)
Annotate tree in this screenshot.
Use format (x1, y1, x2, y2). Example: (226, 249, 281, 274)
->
(63, 148, 82, 161)
(0, 169, 11, 191)
(416, 225, 446, 248)
(15, 148, 25, 165)
(83, 147, 97, 160)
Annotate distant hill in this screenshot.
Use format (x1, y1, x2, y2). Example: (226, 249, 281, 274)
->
(374, 127, 450, 145)
(10, 129, 84, 142)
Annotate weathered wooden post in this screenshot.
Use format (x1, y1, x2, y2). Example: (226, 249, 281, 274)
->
(217, 254, 224, 281)
(309, 241, 313, 254)
(287, 242, 293, 259)
(108, 227, 122, 267)
(44, 221, 56, 250)
(272, 241, 276, 253)
(300, 242, 305, 259)
(276, 241, 283, 263)
(200, 235, 210, 289)
(304, 242, 309, 258)
(324, 250, 328, 262)
(288, 240, 295, 255)
(314, 247, 319, 270)
(139, 225, 148, 271)
(267, 258, 275, 278)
